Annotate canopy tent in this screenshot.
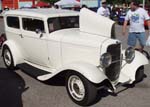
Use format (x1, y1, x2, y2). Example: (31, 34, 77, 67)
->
(32, 1, 50, 8)
(23, 4, 32, 8)
(55, 0, 80, 6)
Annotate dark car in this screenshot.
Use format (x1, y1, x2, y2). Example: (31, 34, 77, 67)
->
(144, 8, 150, 30)
(0, 33, 6, 47)
(110, 7, 120, 21)
(118, 8, 128, 25)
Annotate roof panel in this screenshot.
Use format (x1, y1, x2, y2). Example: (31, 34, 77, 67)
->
(4, 8, 79, 18)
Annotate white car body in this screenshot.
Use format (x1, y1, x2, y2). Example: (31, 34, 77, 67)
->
(2, 8, 149, 106)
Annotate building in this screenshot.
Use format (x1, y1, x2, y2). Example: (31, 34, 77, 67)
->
(0, 0, 2, 10)
(0, 0, 106, 10)
(0, 0, 35, 10)
(81, 0, 106, 8)
(81, 0, 98, 7)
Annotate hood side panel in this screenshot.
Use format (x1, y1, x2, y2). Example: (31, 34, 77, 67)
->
(58, 29, 108, 66)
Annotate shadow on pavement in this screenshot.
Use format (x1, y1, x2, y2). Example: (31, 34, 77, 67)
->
(43, 74, 66, 86)
(93, 74, 147, 105)
(0, 68, 29, 107)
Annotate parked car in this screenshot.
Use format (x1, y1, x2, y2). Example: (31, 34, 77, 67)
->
(0, 33, 6, 47)
(118, 8, 128, 25)
(1, 8, 149, 106)
(110, 7, 119, 21)
(144, 8, 150, 29)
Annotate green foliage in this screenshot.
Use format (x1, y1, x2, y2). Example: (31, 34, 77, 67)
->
(107, 0, 147, 4)
(41, 0, 59, 4)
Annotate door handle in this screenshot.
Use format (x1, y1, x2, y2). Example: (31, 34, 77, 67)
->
(39, 33, 43, 38)
(19, 34, 23, 38)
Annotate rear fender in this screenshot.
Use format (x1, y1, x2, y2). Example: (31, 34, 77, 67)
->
(2, 40, 23, 66)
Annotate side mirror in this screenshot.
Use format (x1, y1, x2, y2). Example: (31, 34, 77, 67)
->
(35, 29, 42, 34)
(35, 29, 43, 38)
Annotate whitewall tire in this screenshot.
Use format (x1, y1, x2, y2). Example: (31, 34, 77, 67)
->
(66, 71, 97, 106)
(3, 46, 15, 70)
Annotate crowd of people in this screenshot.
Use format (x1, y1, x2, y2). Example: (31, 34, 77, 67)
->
(122, 1, 150, 52)
(97, 1, 150, 53)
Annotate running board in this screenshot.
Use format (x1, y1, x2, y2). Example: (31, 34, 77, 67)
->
(17, 63, 51, 78)
(37, 71, 59, 81)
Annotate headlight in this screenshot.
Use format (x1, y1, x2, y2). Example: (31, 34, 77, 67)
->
(125, 47, 135, 63)
(100, 53, 112, 68)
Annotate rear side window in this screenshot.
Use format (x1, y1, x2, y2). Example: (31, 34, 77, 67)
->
(22, 18, 45, 32)
(7, 16, 20, 29)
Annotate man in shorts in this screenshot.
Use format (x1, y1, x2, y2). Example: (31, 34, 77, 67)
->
(122, 0, 150, 52)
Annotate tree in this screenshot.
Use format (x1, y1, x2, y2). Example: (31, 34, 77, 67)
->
(107, 0, 148, 4)
(41, 0, 59, 4)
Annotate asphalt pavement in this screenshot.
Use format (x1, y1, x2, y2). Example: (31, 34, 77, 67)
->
(0, 18, 150, 107)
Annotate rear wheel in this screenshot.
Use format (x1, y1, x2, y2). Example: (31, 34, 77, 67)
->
(66, 72, 97, 106)
(3, 46, 15, 70)
(135, 66, 144, 83)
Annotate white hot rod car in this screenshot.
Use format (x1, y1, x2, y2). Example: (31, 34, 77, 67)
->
(2, 8, 149, 106)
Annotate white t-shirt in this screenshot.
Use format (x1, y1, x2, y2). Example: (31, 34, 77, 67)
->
(97, 7, 110, 17)
(125, 8, 150, 33)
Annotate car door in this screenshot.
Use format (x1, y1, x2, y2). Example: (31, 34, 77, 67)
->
(20, 17, 50, 67)
(5, 16, 24, 52)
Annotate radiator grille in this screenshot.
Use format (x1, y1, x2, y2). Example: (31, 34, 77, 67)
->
(105, 43, 121, 81)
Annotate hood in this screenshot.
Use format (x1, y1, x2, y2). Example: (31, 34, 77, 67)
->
(49, 28, 109, 66)
(80, 8, 115, 38)
(50, 28, 109, 48)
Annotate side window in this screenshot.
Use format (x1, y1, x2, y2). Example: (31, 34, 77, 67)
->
(60, 16, 79, 28)
(7, 16, 20, 29)
(22, 18, 45, 32)
(47, 18, 60, 33)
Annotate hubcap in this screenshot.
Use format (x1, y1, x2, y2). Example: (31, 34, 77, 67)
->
(4, 49, 11, 66)
(68, 75, 85, 101)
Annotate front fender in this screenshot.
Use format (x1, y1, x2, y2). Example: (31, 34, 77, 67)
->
(59, 62, 107, 84)
(120, 50, 149, 82)
(2, 40, 23, 66)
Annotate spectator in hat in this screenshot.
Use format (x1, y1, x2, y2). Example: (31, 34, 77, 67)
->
(97, 2, 110, 18)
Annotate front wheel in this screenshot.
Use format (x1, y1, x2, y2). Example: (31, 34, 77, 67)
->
(3, 46, 15, 70)
(66, 72, 97, 106)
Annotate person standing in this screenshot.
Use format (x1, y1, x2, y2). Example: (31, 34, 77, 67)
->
(122, 0, 150, 52)
(97, 2, 110, 18)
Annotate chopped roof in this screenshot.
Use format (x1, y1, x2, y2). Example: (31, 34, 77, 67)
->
(4, 8, 79, 18)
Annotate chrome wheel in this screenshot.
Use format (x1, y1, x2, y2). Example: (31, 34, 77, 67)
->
(4, 49, 12, 66)
(68, 75, 85, 101)
(66, 72, 97, 106)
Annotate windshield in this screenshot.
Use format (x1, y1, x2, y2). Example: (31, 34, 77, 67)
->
(47, 16, 79, 33)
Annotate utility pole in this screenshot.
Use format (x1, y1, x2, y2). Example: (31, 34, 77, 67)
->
(0, 0, 1, 10)
(13, 0, 15, 9)
(18, 0, 19, 9)
(80, 0, 83, 5)
(143, 0, 145, 8)
(98, 0, 101, 8)
(33, 0, 35, 5)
